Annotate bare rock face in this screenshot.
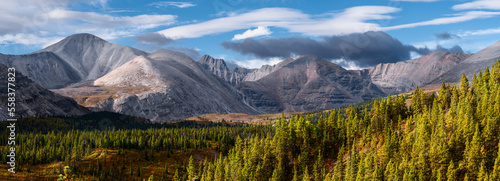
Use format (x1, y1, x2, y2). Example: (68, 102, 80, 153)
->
(59, 50, 260, 122)
(242, 58, 294, 82)
(237, 55, 386, 113)
(198, 55, 253, 85)
(0, 64, 89, 120)
(359, 50, 471, 94)
(430, 41, 500, 84)
(198, 55, 291, 85)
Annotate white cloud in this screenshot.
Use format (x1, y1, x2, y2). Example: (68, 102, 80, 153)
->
(453, 0, 500, 10)
(149, 1, 196, 8)
(0, 33, 62, 46)
(157, 6, 399, 40)
(383, 11, 500, 31)
(235, 57, 283, 69)
(232, 26, 272, 40)
(46, 9, 176, 28)
(458, 27, 500, 37)
(0, 0, 177, 48)
(331, 58, 367, 70)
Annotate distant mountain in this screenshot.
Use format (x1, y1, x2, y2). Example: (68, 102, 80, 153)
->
(355, 50, 471, 95)
(430, 41, 500, 84)
(237, 55, 386, 113)
(55, 50, 260, 121)
(0, 33, 147, 89)
(0, 64, 89, 120)
(198, 55, 291, 85)
(198, 55, 252, 85)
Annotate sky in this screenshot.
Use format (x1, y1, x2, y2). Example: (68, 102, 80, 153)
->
(0, 0, 500, 69)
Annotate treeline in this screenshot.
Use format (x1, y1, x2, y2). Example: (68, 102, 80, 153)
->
(188, 61, 500, 181)
(0, 123, 272, 175)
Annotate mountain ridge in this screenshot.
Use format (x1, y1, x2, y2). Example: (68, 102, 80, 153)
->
(0, 64, 89, 119)
(430, 40, 500, 84)
(357, 50, 471, 94)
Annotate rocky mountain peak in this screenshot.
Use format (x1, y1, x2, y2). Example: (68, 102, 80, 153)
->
(199, 54, 229, 72)
(43, 33, 108, 51)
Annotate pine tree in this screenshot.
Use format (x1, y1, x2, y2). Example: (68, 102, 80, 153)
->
(491, 143, 500, 180)
(460, 73, 470, 98)
(129, 162, 133, 176)
(137, 163, 141, 177)
(302, 166, 310, 181)
(188, 155, 196, 180)
(447, 160, 457, 181)
(173, 168, 180, 181)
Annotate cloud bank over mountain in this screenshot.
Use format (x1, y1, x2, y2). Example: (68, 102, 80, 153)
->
(221, 31, 464, 67)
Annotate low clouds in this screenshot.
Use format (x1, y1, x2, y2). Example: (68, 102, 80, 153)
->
(436, 45, 464, 54)
(435, 32, 460, 40)
(134, 33, 174, 45)
(221, 31, 463, 67)
(232, 27, 272, 40)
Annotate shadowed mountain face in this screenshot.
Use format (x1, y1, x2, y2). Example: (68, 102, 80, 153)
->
(430, 41, 500, 84)
(0, 52, 81, 89)
(0, 64, 89, 120)
(56, 50, 260, 121)
(356, 50, 471, 95)
(237, 55, 386, 113)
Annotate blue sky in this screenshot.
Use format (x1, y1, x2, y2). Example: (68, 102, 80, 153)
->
(1, 0, 500, 69)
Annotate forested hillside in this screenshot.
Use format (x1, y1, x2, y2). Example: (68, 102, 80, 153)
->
(198, 61, 500, 181)
(1, 61, 500, 180)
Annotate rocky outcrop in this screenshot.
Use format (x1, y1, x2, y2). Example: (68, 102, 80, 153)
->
(0, 64, 89, 120)
(198, 55, 253, 85)
(242, 59, 293, 82)
(430, 41, 500, 84)
(237, 55, 386, 113)
(358, 51, 471, 94)
(198, 55, 290, 85)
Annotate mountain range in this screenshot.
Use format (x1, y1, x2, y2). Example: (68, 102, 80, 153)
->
(1, 33, 499, 122)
